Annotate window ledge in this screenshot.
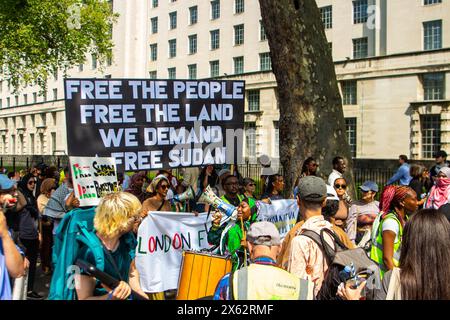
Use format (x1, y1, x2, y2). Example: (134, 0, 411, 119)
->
(245, 110, 263, 115)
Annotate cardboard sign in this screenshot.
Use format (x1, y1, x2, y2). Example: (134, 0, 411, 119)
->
(69, 156, 118, 207)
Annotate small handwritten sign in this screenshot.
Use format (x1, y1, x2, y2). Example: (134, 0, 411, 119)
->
(70, 156, 118, 207)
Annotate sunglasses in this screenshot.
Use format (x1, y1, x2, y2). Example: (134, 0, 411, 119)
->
(247, 183, 256, 187)
(159, 184, 169, 190)
(28, 180, 36, 185)
(334, 184, 347, 190)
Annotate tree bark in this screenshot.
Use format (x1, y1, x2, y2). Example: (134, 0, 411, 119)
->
(259, 0, 355, 197)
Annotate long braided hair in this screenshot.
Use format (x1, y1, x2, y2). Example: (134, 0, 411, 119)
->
(379, 185, 414, 226)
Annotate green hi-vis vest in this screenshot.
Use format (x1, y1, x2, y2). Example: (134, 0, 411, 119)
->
(232, 264, 314, 300)
(221, 194, 245, 205)
(370, 212, 403, 278)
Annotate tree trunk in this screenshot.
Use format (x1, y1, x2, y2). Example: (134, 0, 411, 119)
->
(259, 0, 355, 197)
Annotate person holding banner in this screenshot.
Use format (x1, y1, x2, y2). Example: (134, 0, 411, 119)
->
(208, 197, 258, 271)
(261, 174, 285, 203)
(213, 221, 314, 300)
(75, 192, 148, 300)
(141, 175, 178, 218)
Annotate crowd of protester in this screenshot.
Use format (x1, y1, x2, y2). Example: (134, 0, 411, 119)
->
(0, 149, 450, 300)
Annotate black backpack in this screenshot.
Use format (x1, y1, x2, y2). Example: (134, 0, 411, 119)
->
(300, 228, 381, 300)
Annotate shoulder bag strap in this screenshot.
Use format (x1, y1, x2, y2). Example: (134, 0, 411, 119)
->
(157, 200, 166, 212)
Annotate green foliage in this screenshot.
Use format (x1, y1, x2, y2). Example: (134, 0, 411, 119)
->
(0, 0, 117, 93)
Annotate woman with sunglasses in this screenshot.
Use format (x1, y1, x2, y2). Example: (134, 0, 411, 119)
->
(141, 175, 178, 218)
(16, 173, 42, 299)
(333, 178, 352, 230)
(241, 178, 257, 200)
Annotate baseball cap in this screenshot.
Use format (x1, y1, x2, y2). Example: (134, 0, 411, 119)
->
(359, 181, 379, 193)
(326, 185, 339, 201)
(246, 221, 281, 246)
(435, 150, 447, 158)
(0, 174, 15, 191)
(297, 176, 327, 202)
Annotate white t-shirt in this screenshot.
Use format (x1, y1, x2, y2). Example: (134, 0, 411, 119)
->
(381, 218, 400, 243)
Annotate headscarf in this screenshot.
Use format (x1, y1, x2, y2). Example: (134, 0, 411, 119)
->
(146, 174, 169, 194)
(124, 172, 147, 202)
(17, 173, 38, 218)
(425, 168, 450, 209)
(379, 185, 412, 226)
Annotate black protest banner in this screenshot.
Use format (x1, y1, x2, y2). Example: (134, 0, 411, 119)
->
(64, 79, 245, 171)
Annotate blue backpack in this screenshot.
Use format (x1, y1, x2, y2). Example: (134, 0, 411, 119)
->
(48, 207, 105, 300)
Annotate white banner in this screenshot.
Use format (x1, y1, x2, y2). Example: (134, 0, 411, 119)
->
(257, 199, 299, 239)
(69, 156, 118, 207)
(135, 211, 213, 293)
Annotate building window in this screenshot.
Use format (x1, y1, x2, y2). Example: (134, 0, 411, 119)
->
(345, 118, 357, 158)
(210, 29, 220, 50)
(260, 20, 267, 41)
(234, 56, 244, 74)
(188, 34, 197, 54)
(23, 94, 27, 105)
(152, 0, 158, 8)
(51, 132, 56, 153)
(15, 96, 18, 106)
(92, 54, 97, 69)
(188, 64, 197, 80)
(151, 17, 158, 34)
(33, 93, 37, 103)
(245, 122, 257, 158)
(211, 0, 220, 20)
(421, 115, 441, 159)
(353, 0, 368, 24)
(7, 97, 10, 108)
(11, 135, 15, 154)
(53, 88, 57, 100)
(320, 6, 332, 29)
(235, 0, 244, 14)
(51, 112, 57, 125)
(107, 50, 112, 66)
(210, 60, 220, 77)
(169, 11, 177, 29)
(424, 0, 442, 5)
(79, 64, 84, 72)
(168, 39, 177, 58)
(189, 6, 198, 25)
(0, 99, 2, 109)
(168, 67, 176, 79)
(150, 43, 158, 61)
(259, 52, 271, 71)
(342, 81, 357, 105)
(234, 24, 244, 45)
(423, 20, 442, 50)
(248, 90, 260, 112)
(149, 71, 157, 79)
(29, 133, 34, 154)
(423, 73, 445, 101)
(353, 37, 368, 59)
(274, 122, 279, 157)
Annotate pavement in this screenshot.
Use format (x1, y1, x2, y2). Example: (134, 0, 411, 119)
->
(27, 260, 52, 300)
